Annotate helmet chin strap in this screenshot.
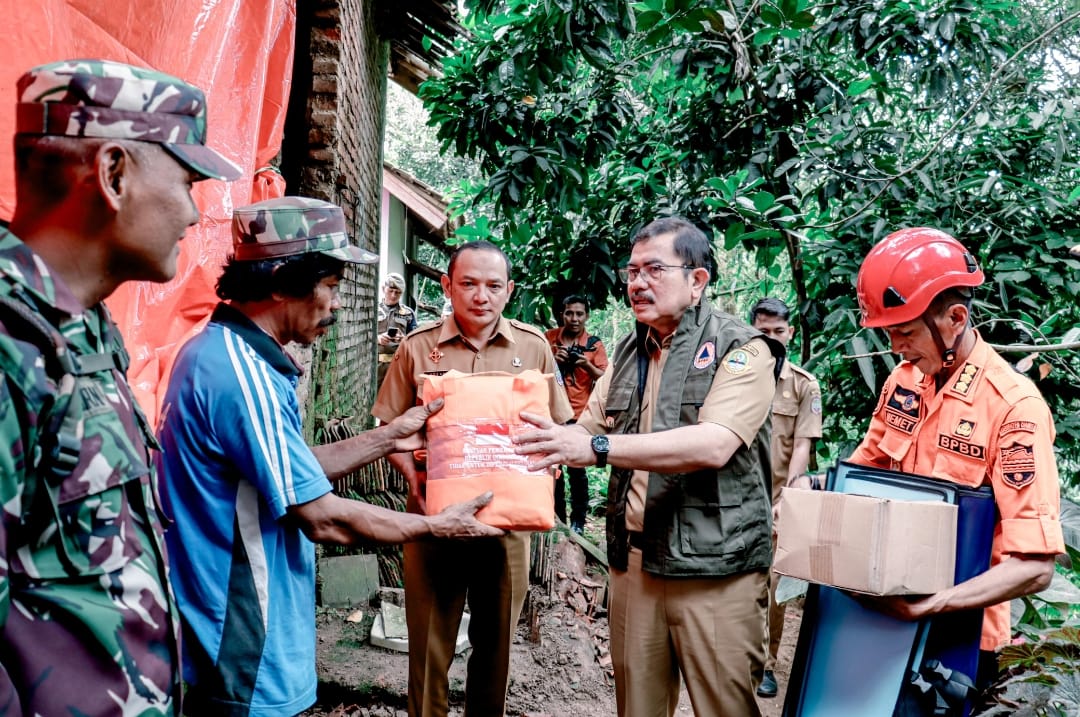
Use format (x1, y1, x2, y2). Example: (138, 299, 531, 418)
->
(921, 313, 966, 382)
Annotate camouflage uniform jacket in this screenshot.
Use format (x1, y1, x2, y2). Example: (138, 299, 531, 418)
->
(0, 227, 179, 716)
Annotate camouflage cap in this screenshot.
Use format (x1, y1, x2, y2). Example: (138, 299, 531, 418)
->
(15, 58, 241, 181)
(232, 196, 379, 264)
(385, 272, 406, 290)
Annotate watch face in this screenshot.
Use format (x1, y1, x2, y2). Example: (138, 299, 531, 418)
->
(592, 434, 610, 452)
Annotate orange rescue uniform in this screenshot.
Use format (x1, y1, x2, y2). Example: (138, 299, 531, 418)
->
(848, 333, 1064, 650)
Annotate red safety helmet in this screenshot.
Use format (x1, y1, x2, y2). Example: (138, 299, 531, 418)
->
(856, 228, 983, 328)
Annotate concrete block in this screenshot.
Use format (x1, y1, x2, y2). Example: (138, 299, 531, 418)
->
(318, 554, 380, 607)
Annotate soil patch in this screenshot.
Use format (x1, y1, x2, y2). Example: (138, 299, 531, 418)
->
(304, 532, 802, 716)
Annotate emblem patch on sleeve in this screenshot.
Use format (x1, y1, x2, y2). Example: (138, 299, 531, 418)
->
(721, 349, 750, 375)
(1000, 443, 1036, 488)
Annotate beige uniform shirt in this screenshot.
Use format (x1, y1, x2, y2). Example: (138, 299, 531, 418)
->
(373, 314, 573, 424)
(578, 334, 776, 532)
(769, 361, 823, 501)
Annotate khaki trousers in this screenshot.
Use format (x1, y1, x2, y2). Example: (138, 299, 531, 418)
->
(609, 549, 767, 717)
(404, 532, 529, 717)
(766, 532, 785, 670)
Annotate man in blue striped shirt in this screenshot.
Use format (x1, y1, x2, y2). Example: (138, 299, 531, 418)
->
(157, 197, 501, 717)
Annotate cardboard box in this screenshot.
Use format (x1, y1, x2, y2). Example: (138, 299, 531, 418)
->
(773, 488, 957, 596)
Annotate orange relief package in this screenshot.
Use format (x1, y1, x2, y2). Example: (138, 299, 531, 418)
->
(423, 369, 555, 530)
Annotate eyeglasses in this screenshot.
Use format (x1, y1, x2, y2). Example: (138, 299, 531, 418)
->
(617, 263, 694, 283)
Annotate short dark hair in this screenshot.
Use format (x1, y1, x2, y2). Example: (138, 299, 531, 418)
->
(562, 294, 590, 313)
(447, 240, 511, 279)
(750, 297, 791, 323)
(927, 287, 974, 318)
(216, 252, 347, 303)
(14, 135, 108, 205)
(630, 216, 716, 280)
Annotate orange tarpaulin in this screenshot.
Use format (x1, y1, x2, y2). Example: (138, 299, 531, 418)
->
(0, 0, 294, 423)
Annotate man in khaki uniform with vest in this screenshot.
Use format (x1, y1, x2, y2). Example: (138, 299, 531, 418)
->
(377, 272, 417, 388)
(373, 240, 572, 717)
(514, 217, 782, 717)
(749, 297, 822, 698)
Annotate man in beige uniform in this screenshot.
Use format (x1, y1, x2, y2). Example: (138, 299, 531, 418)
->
(373, 240, 572, 717)
(514, 217, 781, 717)
(749, 297, 823, 698)
(376, 272, 417, 388)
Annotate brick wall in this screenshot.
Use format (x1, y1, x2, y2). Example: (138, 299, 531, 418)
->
(293, 0, 388, 437)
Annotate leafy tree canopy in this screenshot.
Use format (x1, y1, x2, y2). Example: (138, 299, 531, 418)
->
(420, 0, 1080, 482)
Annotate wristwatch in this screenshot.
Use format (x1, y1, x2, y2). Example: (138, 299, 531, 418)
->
(591, 434, 610, 468)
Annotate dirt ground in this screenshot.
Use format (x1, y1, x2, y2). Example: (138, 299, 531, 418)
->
(304, 534, 802, 717)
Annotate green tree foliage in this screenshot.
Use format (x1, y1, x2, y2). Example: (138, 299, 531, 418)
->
(420, 0, 1080, 479)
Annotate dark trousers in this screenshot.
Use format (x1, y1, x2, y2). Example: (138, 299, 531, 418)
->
(554, 465, 589, 525)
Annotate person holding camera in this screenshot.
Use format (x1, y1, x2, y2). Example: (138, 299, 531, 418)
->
(545, 295, 608, 533)
(377, 272, 418, 388)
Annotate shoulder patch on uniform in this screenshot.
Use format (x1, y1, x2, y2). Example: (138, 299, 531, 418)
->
(742, 341, 760, 356)
(721, 348, 750, 375)
(999, 420, 1036, 437)
(1000, 442, 1036, 488)
(811, 394, 822, 415)
(693, 341, 716, 370)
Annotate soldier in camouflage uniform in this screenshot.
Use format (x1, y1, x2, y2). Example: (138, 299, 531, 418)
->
(0, 59, 241, 716)
(157, 197, 501, 716)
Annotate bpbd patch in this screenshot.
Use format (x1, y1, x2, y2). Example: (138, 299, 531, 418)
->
(938, 434, 985, 459)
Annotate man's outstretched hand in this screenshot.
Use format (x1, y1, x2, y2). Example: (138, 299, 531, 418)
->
(427, 491, 505, 538)
(388, 398, 444, 453)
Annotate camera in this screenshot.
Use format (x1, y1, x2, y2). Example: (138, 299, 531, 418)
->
(559, 345, 585, 374)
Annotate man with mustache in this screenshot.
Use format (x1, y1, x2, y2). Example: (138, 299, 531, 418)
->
(515, 217, 783, 717)
(157, 197, 502, 716)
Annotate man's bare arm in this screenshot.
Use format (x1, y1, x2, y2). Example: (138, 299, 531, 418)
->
(287, 490, 503, 545)
(311, 400, 442, 481)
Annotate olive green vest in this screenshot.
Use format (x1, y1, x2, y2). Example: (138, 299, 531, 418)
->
(604, 301, 782, 576)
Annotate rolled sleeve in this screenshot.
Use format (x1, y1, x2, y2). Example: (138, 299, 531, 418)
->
(698, 338, 776, 446)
